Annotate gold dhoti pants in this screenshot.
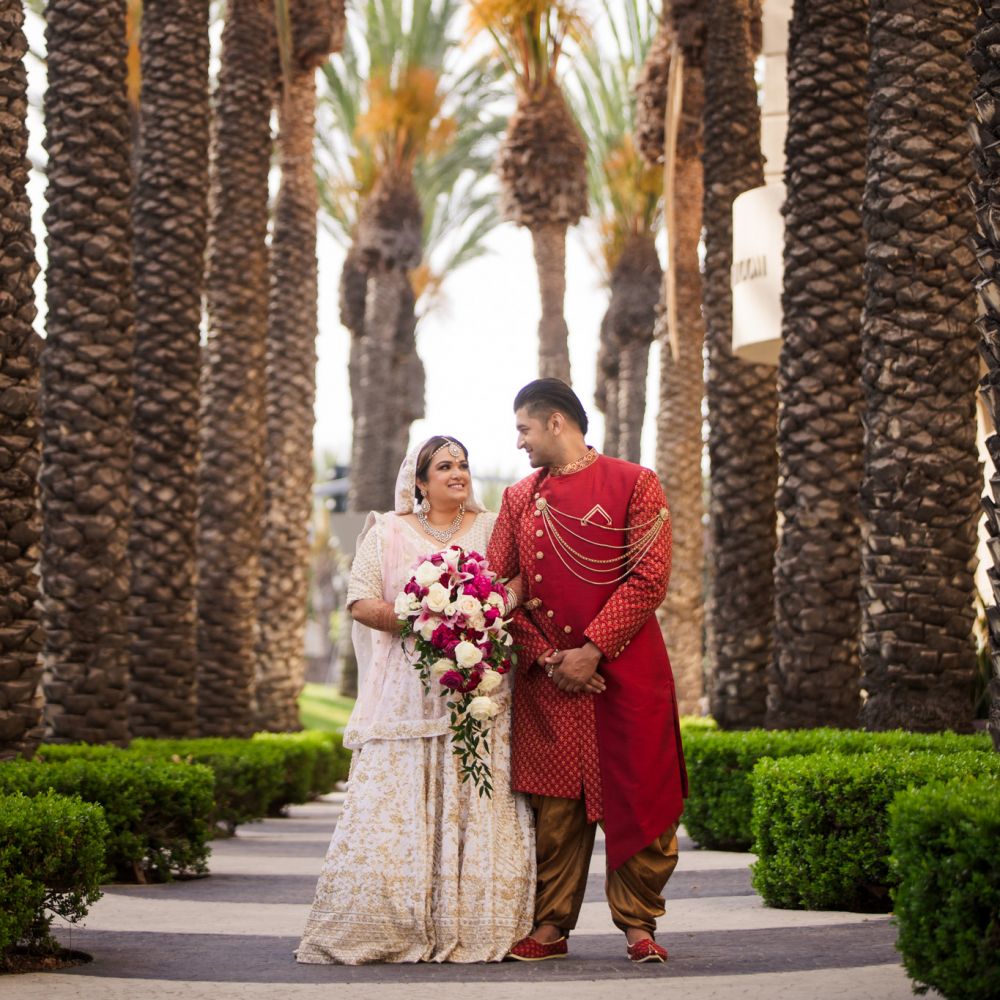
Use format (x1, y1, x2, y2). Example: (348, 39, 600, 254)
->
(530, 794, 679, 935)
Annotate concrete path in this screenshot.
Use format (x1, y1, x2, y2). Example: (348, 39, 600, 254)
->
(12, 792, 937, 999)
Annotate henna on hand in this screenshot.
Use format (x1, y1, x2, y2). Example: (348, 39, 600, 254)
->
(350, 599, 404, 635)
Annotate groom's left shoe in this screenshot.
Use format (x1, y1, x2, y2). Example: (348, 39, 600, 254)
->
(627, 938, 668, 964)
(506, 935, 568, 961)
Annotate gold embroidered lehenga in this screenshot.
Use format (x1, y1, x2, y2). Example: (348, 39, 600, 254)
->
(296, 497, 534, 965)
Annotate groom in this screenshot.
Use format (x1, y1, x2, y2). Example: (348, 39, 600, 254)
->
(487, 378, 687, 965)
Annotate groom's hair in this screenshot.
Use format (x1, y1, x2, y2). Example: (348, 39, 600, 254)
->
(514, 379, 589, 434)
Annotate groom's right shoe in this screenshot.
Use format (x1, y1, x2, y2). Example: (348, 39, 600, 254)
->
(506, 935, 568, 961)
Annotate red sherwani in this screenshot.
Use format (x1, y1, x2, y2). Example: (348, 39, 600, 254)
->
(488, 454, 688, 871)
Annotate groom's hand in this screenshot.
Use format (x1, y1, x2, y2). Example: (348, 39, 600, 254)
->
(550, 643, 605, 694)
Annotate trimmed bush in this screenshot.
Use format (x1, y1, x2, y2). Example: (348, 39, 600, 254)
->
(750, 750, 1000, 912)
(1, 756, 213, 881)
(889, 777, 1000, 1000)
(129, 738, 286, 834)
(35, 731, 350, 834)
(682, 728, 992, 850)
(0, 791, 108, 957)
(252, 730, 350, 808)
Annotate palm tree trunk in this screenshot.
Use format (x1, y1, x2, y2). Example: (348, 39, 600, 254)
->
(972, 0, 1000, 752)
(859, 0, 978, 732)
(349, 171, 422, 513)
(41, 0, 135, 745)
(532, 222, 572, 383)
(702, 0, 776, 730)
(256, 65, 318, 732)
(197, 0, 273, 737)
(767, 0, 868, 729)
(0, 0, 44, 760)
(129, 0, 209, 738)
(657, 150, 706, 717)
(595, 310, 620, 456)
(616, 339, 649, 464)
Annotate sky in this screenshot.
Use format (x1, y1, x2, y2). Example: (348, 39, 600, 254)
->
(313, 218, 663, 483)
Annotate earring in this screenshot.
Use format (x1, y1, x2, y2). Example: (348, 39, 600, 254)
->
(420, 497, 431, 514)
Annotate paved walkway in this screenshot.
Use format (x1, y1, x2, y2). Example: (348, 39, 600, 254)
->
(14, 792, 936, 999)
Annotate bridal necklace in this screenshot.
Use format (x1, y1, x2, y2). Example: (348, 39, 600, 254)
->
(417, 502, 466, 543)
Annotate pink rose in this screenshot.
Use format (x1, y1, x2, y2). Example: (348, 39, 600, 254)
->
(430, 623, 457, 651)
(439, 670, 464, 691)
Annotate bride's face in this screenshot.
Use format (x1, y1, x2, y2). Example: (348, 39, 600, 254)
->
(418, 453, 471, 510)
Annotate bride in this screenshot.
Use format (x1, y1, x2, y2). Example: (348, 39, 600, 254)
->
(296, 436, 535, 964)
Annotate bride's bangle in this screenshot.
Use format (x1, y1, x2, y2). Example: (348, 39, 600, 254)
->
(503, 585, 520, 614)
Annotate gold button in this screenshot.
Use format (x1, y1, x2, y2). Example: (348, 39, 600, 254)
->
(536, 551, 544, 559)
(533, 510, 541, 518)
(659, 506, 668, 519)
(546, 610, 554, 618)
(534, 492, 540, 499)
(535, 498, 547, 511)
(534, 574, 542, 582)
(536, 529, 544, 537)
(563, 625, 572, 634)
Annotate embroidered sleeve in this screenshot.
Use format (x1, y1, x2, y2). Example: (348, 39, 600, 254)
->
(584, 469, 673, 660)
(346, 522, 383, 606)
(488, 487, 552, 670)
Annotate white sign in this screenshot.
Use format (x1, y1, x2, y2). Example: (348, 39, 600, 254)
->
(731, 183, 785, 366)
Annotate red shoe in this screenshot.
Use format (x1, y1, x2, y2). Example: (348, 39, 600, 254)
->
(506, 935, 568, 961)
(627, 938, 668, 964)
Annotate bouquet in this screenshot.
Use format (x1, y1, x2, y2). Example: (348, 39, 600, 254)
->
(395, 546, 515, 797)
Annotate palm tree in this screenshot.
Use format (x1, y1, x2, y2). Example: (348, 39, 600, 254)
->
(859, 1, 978, 732)
(595, 312, 621, 455)
(316, 0, 506, 511)
(972, 0, 1000, 752)
(469, 0, 588, 383)
(701, 0, 775, 729)
(569, 0, 662, 466)
(197, 0, 274, 737)
(766, 0, 869, 730)
(255, 0, 345, 732)
(0, 0, 44, 760)
(636, 0, 708, 716)
(128, 0, 211, 739)
(40, 0, 135, 745)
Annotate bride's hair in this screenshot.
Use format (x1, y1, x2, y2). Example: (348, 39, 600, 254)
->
(414, 436, 469, 502)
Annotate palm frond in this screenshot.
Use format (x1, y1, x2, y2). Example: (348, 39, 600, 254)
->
(566, 0, 661, 279)
(316, 0, 505, 310)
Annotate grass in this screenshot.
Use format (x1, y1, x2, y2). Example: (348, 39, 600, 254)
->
(298, 684, 355, 733)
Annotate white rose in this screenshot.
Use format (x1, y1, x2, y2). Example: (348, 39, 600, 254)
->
(424, 582, 450, 613)
(486, 590, 505, 608)
(415, 561, 442, 588)
(467, 696, 499, 721)
(468, 611, 486, 631)
(419, 617, 438, 641)
(431, 658, 452, 679)
(393, 592, 414, 617)
(454, 640, 483, 668)
(445, 601, 458, 616)
(456, 594, 481, 618)
(476, 669, 502, 694)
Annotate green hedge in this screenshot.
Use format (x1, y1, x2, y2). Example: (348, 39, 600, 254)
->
(38, 730, 351, 833)
(128, 738, 286, 834)
(0, 791, 108, 958)
(0, 756, 213, 882)
(252, 730, 349, 808)
(682, 728, 992, 850)
(749, 750, 1000, 912)
(889, 777, 1000, 1000)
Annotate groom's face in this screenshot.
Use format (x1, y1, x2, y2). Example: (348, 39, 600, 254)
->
(515, 406, 556, 468)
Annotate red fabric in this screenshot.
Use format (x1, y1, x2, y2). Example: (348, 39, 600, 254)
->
(487, 455, 688, 871)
